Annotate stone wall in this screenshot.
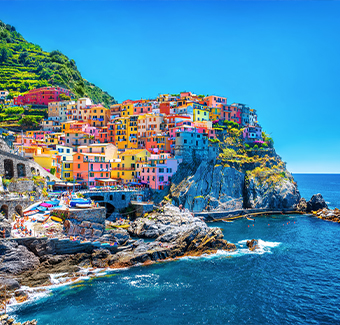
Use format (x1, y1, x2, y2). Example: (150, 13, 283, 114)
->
(0, 147, 58, 181)
(175, 144, 218, 164)
(0, 198, 34, 220)
(62, 207, 106, 240)
(82, 190, 146, 212)
(13, 236, 118, 255)
(7, 180, 34, 192)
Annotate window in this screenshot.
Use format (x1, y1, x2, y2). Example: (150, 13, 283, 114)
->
(184, 139, 187, 144)
(78, 156, 80, 159)
(159, 168, 164, 173)
(101, 173, 103, 177)
(65, 163, 70, 168)
(77, 164, 80, 169)
(122, 172, 125, 176)
(132, 156, 135, 160)
(64, 173, 70, 178)
(159, 176, 164, 182)
(106, 173, 108, 177)
(66, 149, 70, 153)
(90, 172, 94, 177)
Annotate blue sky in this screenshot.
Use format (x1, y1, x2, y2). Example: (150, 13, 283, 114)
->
(1, 0, 340, 173)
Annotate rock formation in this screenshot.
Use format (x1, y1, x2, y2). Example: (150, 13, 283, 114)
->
(306, 193, 328, 212)
(170, 153, 300, 212)
(246, 239, 259, 251)
(311, 208, 340, 223)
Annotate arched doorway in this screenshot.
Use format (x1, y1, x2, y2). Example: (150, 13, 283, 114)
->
(17, 163, 26, 178)
(0, 205, 9, 219)
(4, 159, 14, 179)
(98, 202, 115, 218)
(15, 205, 23, 217)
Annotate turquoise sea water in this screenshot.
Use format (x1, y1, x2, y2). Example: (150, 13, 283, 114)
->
(12, 174, 340, 325)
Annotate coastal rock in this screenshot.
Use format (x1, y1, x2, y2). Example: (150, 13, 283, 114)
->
(311, 208, 340, 223)
(306, 194, 328, 212)
(245, 177, 300, 210)
(296, 198, 307, 212)
(0, 217, 11, 238)
(246, 239, 259, 251)
(170, 160, 244, 212)
(0, 240, 40, 275)
(111, 204, 236, 268)
(0, 277, 20, 291)
(99, 228, 130, 245)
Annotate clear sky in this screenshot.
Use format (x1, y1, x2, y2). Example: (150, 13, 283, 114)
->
(1, 0, 340, 173)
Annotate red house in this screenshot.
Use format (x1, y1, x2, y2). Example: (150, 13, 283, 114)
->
(14, 87, 72, 106)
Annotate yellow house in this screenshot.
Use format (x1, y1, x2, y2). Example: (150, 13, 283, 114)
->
(127, 116, 138, 149)
(111, 149, 150, 184)
(114, 117, 128, 150)
(44, 132, 63, 145)
(56, 155, 73, 181)
(121, 103, 134, 117)
(33, 147, 58, 170)
(89, 106, 110, 127)
(209, 107, 221, 121)
(193, 107, 210, 122)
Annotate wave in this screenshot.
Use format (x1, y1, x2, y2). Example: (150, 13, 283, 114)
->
(180, 239, 281, 261)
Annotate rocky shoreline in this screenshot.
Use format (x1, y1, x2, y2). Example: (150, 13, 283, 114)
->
(1, 194, 337, 321)
(0, 204, 236, 314)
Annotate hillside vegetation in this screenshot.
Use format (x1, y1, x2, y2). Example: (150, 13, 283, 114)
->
(0, 20, 116, 107)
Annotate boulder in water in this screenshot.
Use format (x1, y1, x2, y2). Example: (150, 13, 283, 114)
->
(306, 194, 328, 212)
(246, 239, 259, 251)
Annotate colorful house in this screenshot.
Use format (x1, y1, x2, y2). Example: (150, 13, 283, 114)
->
(140, 153, 181, 190)
(14, 87, 72, 106)
(111, 149, 150, 184)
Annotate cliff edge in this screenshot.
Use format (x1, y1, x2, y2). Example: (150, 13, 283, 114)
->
(169, 127, 300, 212)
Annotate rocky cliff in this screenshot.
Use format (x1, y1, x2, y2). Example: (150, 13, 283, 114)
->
(169, 129, 300, 212)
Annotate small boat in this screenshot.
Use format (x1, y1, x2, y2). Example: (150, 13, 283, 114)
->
(246, 217, 255, 221)
(112, 224, 130, 229)
(23, 202, 42, 213)
(222, 220, 233, 223)
(35, 214, 49, 223)
(24, 209, 39, 216)
(76, 204, 93, 209)
(51, 216, 63, 223)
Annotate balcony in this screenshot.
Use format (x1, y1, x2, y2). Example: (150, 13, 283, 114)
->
(111, 167, 135, 171)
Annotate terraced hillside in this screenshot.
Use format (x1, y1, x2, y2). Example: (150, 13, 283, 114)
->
(0, 20, 116, 107)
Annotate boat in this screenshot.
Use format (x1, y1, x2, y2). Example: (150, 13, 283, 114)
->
(23, 202, 42, 213)
(246, 217, 255, 221)
(112, 224, 130, 229)
(35, 214, 49, 223)
(76, 204, 93, 209)
(222, 220, 233, 223)
(70, 199, 91, 207)
(24, 209, 39, 216)
(51, 216, 63, 223)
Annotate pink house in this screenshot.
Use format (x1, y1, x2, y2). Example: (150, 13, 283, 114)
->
(140, 153, 181, 190)
(243, 126, 263, 143)
(14, 87, 72, 106)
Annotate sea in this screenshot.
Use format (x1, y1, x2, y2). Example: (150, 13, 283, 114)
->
(10, 174, 340, 325)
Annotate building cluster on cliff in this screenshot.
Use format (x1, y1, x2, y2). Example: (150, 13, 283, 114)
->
(0, 88, 263, 190)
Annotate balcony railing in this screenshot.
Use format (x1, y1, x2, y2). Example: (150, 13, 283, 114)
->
(111, 167, 135, 171)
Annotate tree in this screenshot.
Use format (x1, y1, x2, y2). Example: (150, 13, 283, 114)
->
(0, 47, 11, 63)
(19, 51, 29, 64)
(59, 93, 71, 101)
(18, 116, 39, 127)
